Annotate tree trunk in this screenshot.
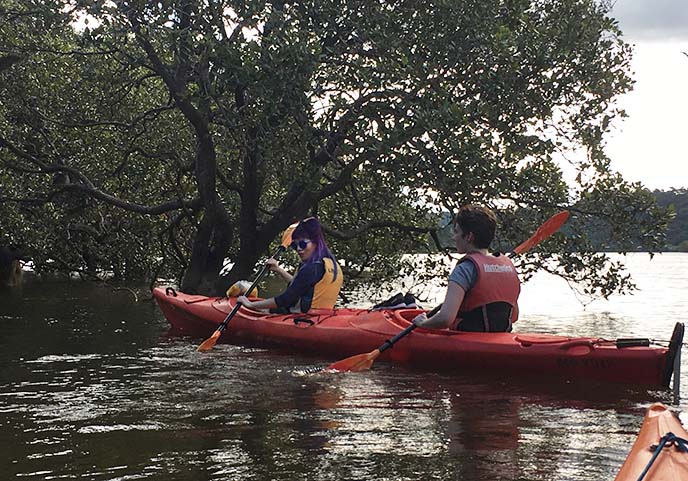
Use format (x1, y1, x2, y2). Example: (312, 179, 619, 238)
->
(0, 246, 23, 287)
(180, 211, 233, 295)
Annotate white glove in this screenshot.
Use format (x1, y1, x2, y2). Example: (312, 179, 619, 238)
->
(412, 313, 427, 327)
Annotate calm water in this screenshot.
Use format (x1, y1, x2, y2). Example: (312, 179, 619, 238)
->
(2, 253, 688, 480)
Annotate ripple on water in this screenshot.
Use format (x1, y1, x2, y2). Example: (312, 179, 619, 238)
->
(77, 423, 166, 434)
(26, 450, 74, 459)
(26, 354, 104, 364)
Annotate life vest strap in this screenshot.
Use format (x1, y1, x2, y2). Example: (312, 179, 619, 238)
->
(457, 302, 513, 332)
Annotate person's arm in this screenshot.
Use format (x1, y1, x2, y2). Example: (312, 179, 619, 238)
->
(267, 259, 293, 283)
(237, 295, 278, 311)
(413, 282, 465, 329)
(512, 302, 519, 322)
(273, 263, 323, 310)
(412, 259, 476, 329)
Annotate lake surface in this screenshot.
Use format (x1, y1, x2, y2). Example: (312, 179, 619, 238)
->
(1, 252, 687, 480)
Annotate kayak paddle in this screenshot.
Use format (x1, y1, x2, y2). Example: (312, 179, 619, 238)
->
(197, 223, 298, 352)
(323, 210, 570, 373)
(511, 210, 569, 256)
(321, 303, 443, 372)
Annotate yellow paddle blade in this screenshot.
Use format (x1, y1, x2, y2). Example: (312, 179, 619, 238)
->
(197, 329, 221, 352)
(325, 349, 381, 372)
(281, 222, 299, 248)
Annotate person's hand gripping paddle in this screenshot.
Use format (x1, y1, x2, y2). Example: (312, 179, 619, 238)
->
(197, 223, 298, 352)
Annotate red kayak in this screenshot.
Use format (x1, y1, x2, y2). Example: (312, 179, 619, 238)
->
(615, 403, 688, 480)
(153, 287, 683, 388)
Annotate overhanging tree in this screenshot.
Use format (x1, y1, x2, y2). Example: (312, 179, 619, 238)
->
(0, 0, 670, 297)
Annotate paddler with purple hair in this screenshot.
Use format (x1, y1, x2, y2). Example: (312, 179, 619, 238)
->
(238, 217, 343, 313)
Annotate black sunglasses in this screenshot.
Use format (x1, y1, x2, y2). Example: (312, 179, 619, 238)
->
(290, 239, 312, 250)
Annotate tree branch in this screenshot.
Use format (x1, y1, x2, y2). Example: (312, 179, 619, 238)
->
(323, 220, 436, 240)
(0, 135, 201, 215)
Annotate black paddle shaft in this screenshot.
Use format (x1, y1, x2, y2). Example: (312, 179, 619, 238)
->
(378, 303, 442, 353)
(216, 244, 287, 333)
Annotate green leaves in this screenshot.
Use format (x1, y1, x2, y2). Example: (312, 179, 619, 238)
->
(0, 0, 671, 298)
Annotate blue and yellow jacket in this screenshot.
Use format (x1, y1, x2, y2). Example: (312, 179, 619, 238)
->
(274, 257, 343, 312)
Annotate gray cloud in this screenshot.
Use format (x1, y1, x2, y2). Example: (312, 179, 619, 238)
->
(610, 0, 688, 40)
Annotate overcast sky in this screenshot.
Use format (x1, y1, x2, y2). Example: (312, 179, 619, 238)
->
(602, 0, 688, 190)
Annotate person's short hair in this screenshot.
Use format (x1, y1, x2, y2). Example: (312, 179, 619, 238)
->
(454, 205, 497, 248)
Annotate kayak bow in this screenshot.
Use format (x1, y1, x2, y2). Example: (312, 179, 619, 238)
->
(615, 403, 688, 481)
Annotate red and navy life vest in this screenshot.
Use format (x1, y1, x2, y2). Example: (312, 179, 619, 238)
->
(458, 252, 520, 323)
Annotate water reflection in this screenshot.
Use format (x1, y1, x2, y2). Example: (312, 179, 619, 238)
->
(281, 367, 667, 481)
(2, 254, 688, 480)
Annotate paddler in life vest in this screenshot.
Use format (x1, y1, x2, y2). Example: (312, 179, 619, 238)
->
(237, 217, 343, 313)
(412, 205, 520, 332)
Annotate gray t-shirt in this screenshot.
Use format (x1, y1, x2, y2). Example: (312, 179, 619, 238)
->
(448, 260, 478, 292)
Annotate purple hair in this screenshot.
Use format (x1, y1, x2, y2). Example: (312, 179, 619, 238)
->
(292, 217, 339, 280)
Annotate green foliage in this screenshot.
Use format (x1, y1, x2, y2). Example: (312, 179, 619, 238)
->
(0, 0, 672, 298)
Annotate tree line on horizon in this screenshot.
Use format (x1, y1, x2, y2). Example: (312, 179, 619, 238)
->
(653, 189, 688, 251)
(434, 188, 688, 254)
